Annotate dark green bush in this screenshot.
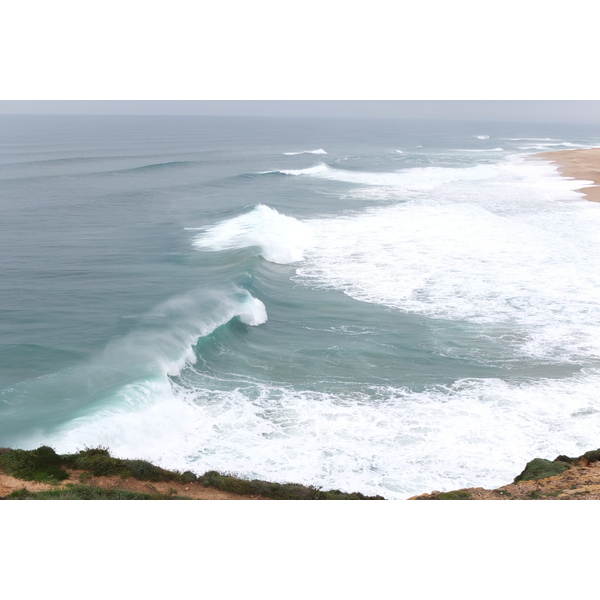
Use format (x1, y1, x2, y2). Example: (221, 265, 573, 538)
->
(0, 446, 68, 483)
(581, 449, 600, 463)
(180, 471, 198, 484)
(198, 471, 385, 500)
(68, 450, 124, 477)
(433, 490, 472, 500)
(61, 448, 178, 481)
(513, 458, 570, 483)
(121, 459, 176, 482)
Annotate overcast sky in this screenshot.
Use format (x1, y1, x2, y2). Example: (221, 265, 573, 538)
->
(3, 3, 599, 126)
(1, 100, 599, 124)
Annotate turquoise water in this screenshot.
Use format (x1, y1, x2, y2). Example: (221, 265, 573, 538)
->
(2, 114, 600, 498)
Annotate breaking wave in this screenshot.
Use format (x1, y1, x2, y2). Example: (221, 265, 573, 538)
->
(192, 204, 313, 264)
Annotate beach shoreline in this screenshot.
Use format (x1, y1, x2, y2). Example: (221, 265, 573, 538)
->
(535, 147, 600, 202)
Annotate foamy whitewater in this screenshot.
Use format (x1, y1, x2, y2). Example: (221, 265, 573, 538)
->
(2, 115, 600, 498)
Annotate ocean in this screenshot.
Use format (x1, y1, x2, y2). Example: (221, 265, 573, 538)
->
(1, 114, 600, 499)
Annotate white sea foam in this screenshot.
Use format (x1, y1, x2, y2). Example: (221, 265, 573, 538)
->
(238, 294, 268, 326)
(273, 162, 502, 190)
(294, 157, 600, 362)
(283, 149, 327, 155)
(37, 370, 600, 499)
(518, 142, 588, 150)
(501, 137, 561, 141)
(192, 204, 313, 264)
(475, 135, 490, 139)
(451, 148, 504, 152)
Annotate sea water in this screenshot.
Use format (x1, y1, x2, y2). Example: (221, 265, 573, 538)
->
(1, 114, 600, 498)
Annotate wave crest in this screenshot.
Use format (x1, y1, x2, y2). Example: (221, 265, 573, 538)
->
(283, 149, 327, 155)
(192, 204, 312, 264)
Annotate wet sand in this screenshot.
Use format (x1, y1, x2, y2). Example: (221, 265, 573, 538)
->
(536, 148, 600, 202)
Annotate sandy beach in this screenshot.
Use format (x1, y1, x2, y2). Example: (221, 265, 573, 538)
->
(536, 147, 600, 202)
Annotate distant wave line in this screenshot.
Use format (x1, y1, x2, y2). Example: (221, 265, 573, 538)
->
(283, 149, 327, 155)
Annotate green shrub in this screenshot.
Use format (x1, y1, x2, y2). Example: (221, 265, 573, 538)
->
(69, 451, 124, 477)
(554, 455, 574, 464)
(513, 458, 570, 483)
(121, 459, 177, 482)
(0, 446, 68, 483)
(61, 448, 178, 481)
(197, 471, 385, 500)
(180, 471, 198, 484)
(433, 490, 472, 500)
(581, 449, 600, 464)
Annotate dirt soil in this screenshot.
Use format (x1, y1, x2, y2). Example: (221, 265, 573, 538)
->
(0, 469, 267, 500)
(409, 460, 600, 500)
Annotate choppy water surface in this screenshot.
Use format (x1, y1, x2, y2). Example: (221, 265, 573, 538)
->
(2, 115, 600, 498)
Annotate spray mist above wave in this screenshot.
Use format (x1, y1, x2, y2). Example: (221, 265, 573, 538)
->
(191, 204, 313, 264)
(97, 288, 268, 378)
(10, 287, 268, 449)
(283, 149, 327, 155)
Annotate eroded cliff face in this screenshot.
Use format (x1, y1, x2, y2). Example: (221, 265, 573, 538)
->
(410, 450, 600, 500)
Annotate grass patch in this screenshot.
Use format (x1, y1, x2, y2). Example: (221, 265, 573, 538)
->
(198, 471, 385, 500)
(0, 446, 187, 485)
(61, 447, 183, 482)
(3, 485, 190, 500)
(431, 490, 472, 500)
(513, 458, 570, 483)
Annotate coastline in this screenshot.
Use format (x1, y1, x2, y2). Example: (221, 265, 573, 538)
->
(535, 147, 600, 202)
(3, 445, 600, 499)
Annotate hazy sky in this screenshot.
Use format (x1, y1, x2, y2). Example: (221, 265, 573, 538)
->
(1, 100, 599, 124)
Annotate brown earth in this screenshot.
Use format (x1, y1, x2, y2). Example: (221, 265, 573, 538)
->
(0, 468, 267, 500)
(409, 459, 600, 500)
